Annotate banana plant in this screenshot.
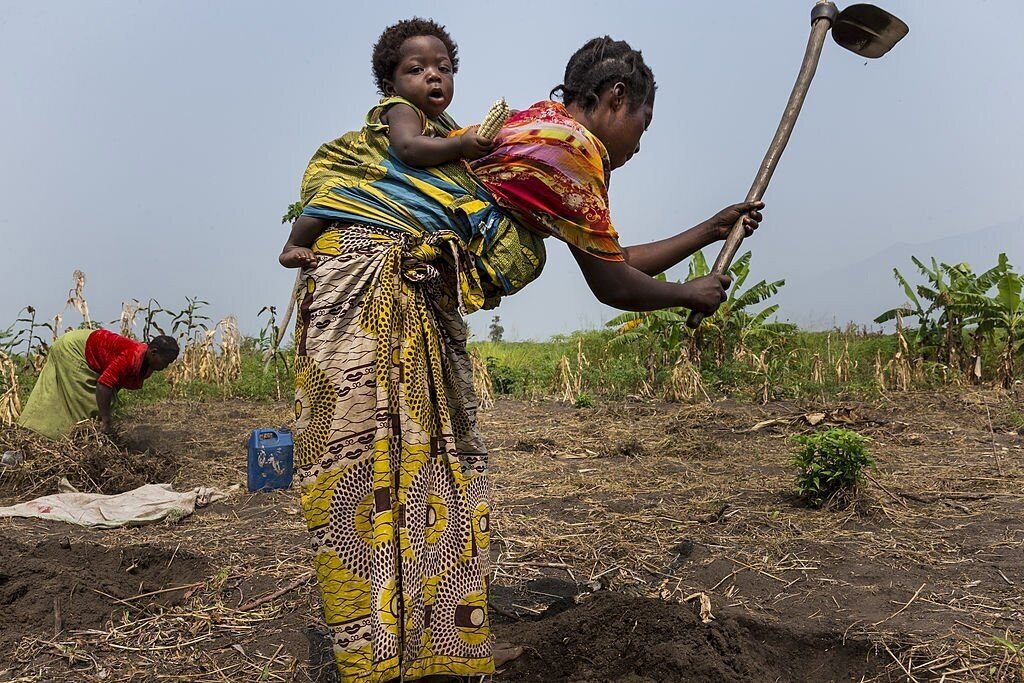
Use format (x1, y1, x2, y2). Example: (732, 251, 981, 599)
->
(607, 250, 785, 369)
(607, 273, 689, 381)
(960, 254, 1024, 387)
(876, 257, 979, 365)
(686, 250, 786, 363)
(875, 258, 946, 358)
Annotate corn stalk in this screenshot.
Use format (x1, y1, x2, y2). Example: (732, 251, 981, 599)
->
(119, 300, 141, 339)
(0, 351, 22, 425)
(469, 347, 494, 411)
(555, 340, 589, 404)
(65, 270, 91, 326)
(663, 347, 709, 403)
(168, 316, 241, 392)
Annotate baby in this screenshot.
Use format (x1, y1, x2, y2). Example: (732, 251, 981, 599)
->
(280, 18, 492, 268)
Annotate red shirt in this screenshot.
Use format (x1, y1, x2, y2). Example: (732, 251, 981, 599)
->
(84, 330, 150, 390)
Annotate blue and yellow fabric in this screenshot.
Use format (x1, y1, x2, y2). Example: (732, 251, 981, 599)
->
(298, 97, 546, 312)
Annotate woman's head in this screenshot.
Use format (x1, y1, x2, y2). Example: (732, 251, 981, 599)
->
(146, 335, 179, 372)
(552, 37, 656, 170)
(372, 18, 459, 120)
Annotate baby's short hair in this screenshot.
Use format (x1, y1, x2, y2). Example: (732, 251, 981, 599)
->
(372, 18, 459, 96)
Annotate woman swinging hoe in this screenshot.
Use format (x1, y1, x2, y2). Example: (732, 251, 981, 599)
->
(279, 19, 763, 682)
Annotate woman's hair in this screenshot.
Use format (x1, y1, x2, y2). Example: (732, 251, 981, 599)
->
(371, 18, 459, 96)
(551, 37, 656, 112)
(148, 335, 180, 361)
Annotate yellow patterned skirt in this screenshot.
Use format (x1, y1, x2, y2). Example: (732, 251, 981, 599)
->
(293, 225, 494, 682)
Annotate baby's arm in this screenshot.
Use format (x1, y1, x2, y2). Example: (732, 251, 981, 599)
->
(386, 103, 492, 167)
(279, 215, 328, 268)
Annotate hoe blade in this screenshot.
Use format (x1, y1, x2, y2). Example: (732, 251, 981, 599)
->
(832, 3, 909, 58)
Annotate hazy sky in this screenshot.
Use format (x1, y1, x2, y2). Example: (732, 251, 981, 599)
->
(2, 1, 1022, 341)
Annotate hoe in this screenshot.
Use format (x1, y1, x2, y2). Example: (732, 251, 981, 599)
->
(687, 1, 909, 328)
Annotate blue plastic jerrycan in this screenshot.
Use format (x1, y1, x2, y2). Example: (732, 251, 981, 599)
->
(247, 428, 294, 492)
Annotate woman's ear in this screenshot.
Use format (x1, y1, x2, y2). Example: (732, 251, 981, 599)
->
(609, 82, 628, 110)
(382, 79, 396, 96)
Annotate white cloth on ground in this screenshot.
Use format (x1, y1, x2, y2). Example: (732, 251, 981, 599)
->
(0, 481, 227, 528)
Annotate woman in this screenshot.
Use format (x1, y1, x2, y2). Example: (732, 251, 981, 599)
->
(17, 329, 179, 439)
(283, 35, 762, 682)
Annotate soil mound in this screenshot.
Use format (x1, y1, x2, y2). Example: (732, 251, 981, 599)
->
(0, 537, 208, 649)
(496, 591, 878, 683)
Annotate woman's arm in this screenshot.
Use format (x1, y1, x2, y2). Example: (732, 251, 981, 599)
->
(386, 104, 492, 167)
(622, 202, 764, 276)
(96, 384, 115, 433)
(569, 244, 731, 313)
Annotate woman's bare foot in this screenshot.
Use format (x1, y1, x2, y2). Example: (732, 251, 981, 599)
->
(493, 643, 524, 668)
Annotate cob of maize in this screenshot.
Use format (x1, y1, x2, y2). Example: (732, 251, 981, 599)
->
(477, 98, 510, 141)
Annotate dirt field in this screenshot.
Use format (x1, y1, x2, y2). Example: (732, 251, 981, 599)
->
(1, 390, 1022, 682)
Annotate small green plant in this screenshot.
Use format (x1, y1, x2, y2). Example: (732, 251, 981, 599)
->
(993, 633, 1024, 679)
(790, 428, 874, 508)
(574, 393, 593, 408)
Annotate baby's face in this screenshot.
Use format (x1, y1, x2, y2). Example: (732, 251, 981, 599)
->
(384, 35, 455, 119)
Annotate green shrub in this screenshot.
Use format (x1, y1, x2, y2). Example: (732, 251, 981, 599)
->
(790, 428, 874, 508)
(485, 356, 522, 395)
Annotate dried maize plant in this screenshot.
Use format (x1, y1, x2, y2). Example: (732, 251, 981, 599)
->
(731, 335, 754, 364)
(469, 348, 494, 411)
(834, 338, 851, 384)
(554, 340, 589, 404)
(0, 351, 22, 425)
(29, 312, 63, 375)
(212, 316, 242, 386)
(887, 311, 913, 391)
(30, 342, 50, 373)
(554, 356, 573, 403)
(477, 98, 510, 141)
(664, 347, 709, 403)
(810, 353, 824, 385)
(636, 378, 655, 400)
(65, 270, 91, 326)
(168, 317, 241, 391)
(874, 350, 885, 392)
(168, 338, 207, 388)
(119, 300, 141, 339)
(752, 349, 773, 405)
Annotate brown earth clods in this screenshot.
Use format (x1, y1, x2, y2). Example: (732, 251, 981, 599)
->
(496, 591, 877, 683)
(0, 538, 208, 649)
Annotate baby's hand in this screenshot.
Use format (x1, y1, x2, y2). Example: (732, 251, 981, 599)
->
(279, 247, 318, 269)
(458, 126, 495, 160)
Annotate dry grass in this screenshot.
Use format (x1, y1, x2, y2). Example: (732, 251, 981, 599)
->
(0, 424, 179, 501)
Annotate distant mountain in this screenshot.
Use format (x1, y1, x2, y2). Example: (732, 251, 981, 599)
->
(773, 218, 1024, 329)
